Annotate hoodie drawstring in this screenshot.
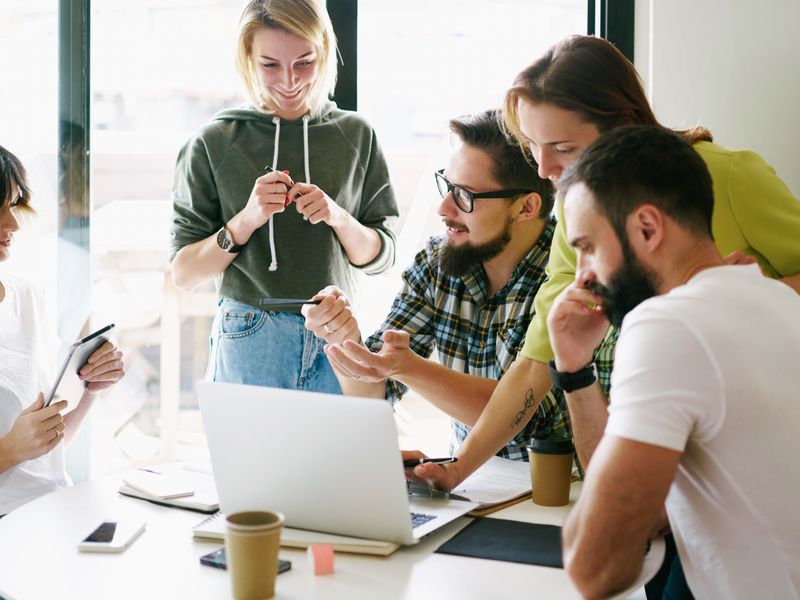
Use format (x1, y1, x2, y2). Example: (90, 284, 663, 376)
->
(268, 116, 281, 271)
(302, 114, 311, 184)
(267, 114, 312, 272)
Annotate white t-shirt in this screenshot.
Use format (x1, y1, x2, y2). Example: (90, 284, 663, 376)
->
(0, 274, 69, 515)
(606, 265, 800, 599)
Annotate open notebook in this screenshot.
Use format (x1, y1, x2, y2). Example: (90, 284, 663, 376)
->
(192, 456, 534, 554)
(192, 512, 399, 556)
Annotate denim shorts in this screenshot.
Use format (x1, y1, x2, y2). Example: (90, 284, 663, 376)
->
(206, 297, 342, 394)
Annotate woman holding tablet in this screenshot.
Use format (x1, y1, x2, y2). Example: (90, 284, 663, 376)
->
(169, 0, 398, 392)
(0, 145, 125, 515)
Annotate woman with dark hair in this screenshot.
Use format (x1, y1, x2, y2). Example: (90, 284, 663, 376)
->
(0, 145, 125, 515)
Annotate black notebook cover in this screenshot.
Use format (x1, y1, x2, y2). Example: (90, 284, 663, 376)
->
(435, 517, 563, 568)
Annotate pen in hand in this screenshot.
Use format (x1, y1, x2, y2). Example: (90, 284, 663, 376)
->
(264, 164, 293, 206)
(403, 457, 458, 468)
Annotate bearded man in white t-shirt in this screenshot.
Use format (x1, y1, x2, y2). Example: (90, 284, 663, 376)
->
(547, 125, 800, 599)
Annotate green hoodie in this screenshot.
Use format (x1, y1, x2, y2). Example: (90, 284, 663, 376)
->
(169, 101, 398, 308)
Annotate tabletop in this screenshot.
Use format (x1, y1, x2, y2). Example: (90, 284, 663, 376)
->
(0, 476, 663, 600)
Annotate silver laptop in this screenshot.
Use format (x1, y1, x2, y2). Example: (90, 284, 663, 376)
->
(197, 381, 478, 545)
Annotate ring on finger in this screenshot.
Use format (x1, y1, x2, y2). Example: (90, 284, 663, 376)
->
(352, 374, 361, 380)
(323, 324, 333, 334)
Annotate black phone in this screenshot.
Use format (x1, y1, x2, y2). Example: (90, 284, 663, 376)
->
(199, 547, 291, 574)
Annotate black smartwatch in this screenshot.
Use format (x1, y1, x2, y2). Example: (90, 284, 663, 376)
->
(548, 359, 598, 393)
(216, 226, 246, 253)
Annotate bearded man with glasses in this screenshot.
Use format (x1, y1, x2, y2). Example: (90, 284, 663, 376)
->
(302, 109, 568, 461)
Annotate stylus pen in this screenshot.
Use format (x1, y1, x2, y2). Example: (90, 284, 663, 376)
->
(77, 323, 115, 345)
(403, 457, 458, 468)
(260, 298, 322, 307)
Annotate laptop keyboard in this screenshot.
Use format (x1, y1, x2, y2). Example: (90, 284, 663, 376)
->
(410, 512, 437, 529)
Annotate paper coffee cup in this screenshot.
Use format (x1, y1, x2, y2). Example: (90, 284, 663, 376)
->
(225, 511, 285, 600)
(527, 436, 574, 507)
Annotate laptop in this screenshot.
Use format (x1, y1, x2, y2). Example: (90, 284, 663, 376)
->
(197, 381, 478, 545)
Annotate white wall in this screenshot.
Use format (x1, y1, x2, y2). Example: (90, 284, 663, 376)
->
(635, 0, 800, 196)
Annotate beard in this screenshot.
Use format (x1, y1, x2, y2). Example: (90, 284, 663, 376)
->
(587, 241, 660, 329)
(439, 218, 513, 277)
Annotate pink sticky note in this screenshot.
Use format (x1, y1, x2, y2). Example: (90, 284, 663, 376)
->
(307, 543, 335, 575)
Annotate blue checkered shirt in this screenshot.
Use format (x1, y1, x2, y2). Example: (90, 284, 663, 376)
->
(365, 218, 568, 460)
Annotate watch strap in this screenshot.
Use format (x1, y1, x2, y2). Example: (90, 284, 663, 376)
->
(548, 359, 598, 393)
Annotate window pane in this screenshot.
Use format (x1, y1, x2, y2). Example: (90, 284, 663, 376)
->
(358, 0, 586, 447)
(90, 0, 247, 472)
(0, 3, 59, 312)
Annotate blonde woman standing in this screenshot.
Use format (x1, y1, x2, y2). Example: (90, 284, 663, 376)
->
(170, 0, 398, 392)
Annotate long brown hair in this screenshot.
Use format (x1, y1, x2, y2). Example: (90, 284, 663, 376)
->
(503, 36, 712, 152)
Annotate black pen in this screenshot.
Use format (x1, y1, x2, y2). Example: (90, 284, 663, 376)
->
(403, 457, 458, 468)
(260, 298, 322, 307)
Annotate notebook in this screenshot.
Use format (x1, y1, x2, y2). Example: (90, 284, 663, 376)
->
(118, 467, 219, 513)
(192, 512, 399, 556)
(197, 381, 478, 545)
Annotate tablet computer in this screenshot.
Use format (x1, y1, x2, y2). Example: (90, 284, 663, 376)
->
(44, 323, 115, 407)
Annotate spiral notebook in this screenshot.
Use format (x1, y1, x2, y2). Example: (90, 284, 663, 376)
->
(192, 512, 400, 556)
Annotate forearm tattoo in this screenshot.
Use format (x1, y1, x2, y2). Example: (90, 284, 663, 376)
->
(511, 388, 535, 428)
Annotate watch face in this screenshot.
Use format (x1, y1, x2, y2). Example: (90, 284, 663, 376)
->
(216, 227, 232, 251)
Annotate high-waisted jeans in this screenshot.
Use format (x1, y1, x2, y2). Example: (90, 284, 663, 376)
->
(207, 297, 341, 394)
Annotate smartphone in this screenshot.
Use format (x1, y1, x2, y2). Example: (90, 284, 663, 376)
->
(45, 323, 115, 407)
(77, 519, 146, 553)
(199, 547, 291, 574)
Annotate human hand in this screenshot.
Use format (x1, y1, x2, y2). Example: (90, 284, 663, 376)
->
(403, 449, 464, 492)
(79, 340, 125, 394)
(547, 282, 610, 373)
(302, 286, 360, 345)
(324, 330, 412, 382)
(235, 170, 295, 237)
(286, 183, 345, 226)
(0, 393, 68, 465)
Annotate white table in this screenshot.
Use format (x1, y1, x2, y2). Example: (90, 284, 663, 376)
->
(0, 477, 663, 599)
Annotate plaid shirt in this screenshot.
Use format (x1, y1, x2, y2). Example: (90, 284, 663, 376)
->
(365, 218, 568, 460)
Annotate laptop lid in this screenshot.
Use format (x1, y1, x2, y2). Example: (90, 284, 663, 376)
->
(197, 381, 476, 545)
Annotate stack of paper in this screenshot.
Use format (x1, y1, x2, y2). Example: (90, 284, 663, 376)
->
(451, 456, 532, 516)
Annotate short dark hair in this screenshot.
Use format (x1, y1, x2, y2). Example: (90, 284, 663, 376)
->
(558, 125, 714, 240)
(0, 144, 34, 214)
(449, 110, 554, 217)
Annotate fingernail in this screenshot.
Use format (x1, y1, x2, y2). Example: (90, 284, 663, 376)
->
(283, 170, 289, 174)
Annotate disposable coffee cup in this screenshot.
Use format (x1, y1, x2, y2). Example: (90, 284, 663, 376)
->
(527, 436, 574, 507)
(225, 511, 285, 600)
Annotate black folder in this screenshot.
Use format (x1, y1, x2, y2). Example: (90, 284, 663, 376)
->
(435, 517, 563, 568)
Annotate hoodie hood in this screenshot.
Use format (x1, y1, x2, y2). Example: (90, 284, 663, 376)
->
(211, 100, 338, 126)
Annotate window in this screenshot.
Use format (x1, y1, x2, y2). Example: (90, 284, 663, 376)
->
(3, 1, 604, 477)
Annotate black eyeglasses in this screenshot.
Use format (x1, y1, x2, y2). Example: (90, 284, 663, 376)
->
(434, 170, 532, 213)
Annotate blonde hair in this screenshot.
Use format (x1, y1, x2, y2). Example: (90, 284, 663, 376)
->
(235, 0, 338, 117)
